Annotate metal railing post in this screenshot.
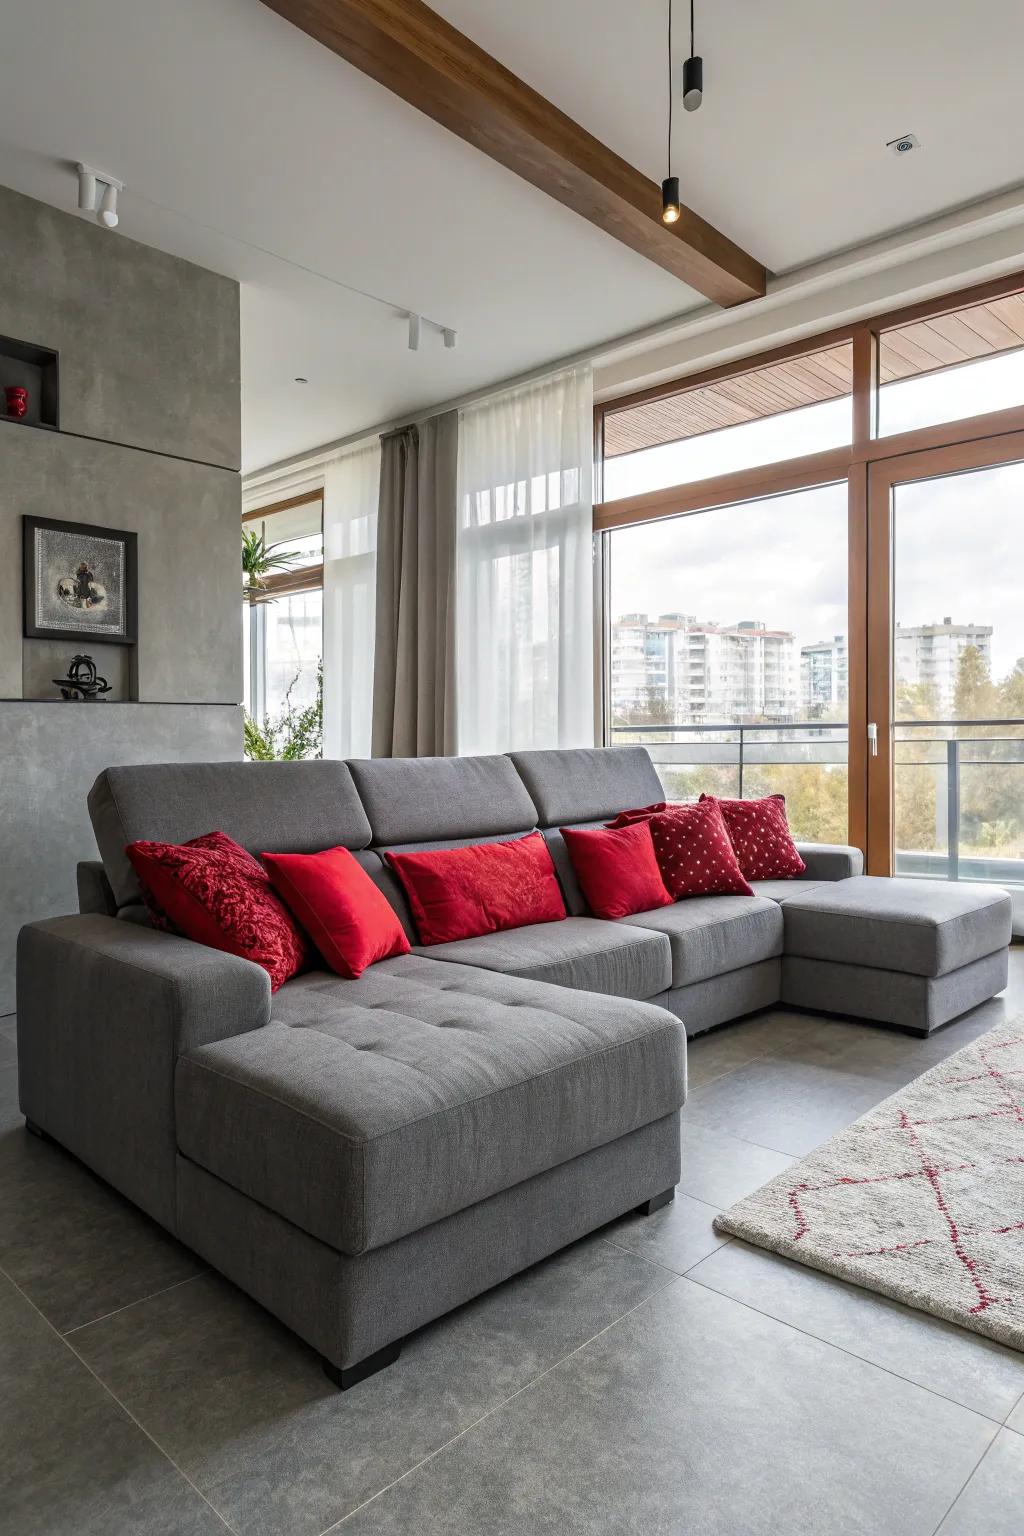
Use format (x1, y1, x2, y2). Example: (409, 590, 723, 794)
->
(738, 726, 744, 799)
(946, 738, 960, 882)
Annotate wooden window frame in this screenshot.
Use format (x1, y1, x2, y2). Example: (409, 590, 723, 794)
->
(594, 267, 1024, 863)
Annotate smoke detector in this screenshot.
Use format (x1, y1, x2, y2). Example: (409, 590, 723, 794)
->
(886, 133, 920, 158)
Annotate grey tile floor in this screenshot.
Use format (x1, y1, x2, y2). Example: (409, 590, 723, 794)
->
(3, 960, 1024, 1535)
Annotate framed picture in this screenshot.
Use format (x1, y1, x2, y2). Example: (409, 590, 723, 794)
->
(23, 516, 137, 645)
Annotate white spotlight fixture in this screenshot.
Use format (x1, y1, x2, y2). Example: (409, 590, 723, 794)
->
(76, 163, 125, 230)
(407, 312, 422, 351)
(443, 328, 457, 350)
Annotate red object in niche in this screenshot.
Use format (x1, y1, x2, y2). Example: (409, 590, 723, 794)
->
(5, 386, 28, 419)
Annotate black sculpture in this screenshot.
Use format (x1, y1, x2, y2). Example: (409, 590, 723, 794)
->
(53, 654, 112, 701)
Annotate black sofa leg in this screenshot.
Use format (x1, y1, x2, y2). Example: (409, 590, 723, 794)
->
(25, 1118, 50, 1142)
(635, 1187, 675, 1217)
(322, 1338, 402, 1391)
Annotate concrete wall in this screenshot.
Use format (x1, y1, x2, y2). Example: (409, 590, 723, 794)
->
(0, 184, 243, 1012)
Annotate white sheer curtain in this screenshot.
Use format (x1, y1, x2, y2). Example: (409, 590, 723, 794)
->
(322, 438, 381, 758)
(456, 365, 594, 754)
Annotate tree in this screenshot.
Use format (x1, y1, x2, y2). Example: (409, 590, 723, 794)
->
(952, 645, 997, 727)
(244, 660, 323, 760)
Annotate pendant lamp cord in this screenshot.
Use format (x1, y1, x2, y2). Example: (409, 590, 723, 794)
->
(667, 0, 673, 178)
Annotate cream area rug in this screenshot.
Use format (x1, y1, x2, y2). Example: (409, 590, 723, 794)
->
(713, 1016, 1024, 1349)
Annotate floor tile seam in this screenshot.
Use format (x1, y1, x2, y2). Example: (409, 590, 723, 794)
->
(319, 1272, 685, 1535)
(63, 1269, 210, 1337)
(0, 1256, 240, 1536)
(682, 1113, 798, 1159)
(681, 1268, 1010, 1428)
(929, 1431, 1004, 1536)
(602, 1229, 734, 1278)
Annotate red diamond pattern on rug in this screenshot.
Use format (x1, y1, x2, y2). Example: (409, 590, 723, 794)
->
(714, 1017, 1024, 1349)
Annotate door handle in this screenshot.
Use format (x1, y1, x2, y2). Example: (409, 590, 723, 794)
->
(867, 722, 878, 758)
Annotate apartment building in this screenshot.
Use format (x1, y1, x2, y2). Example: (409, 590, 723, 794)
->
(611, 613, 799, 724)
(894, 618, 993, 713)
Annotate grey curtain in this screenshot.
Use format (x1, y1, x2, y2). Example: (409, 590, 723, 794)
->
(371, 410, 459, 757)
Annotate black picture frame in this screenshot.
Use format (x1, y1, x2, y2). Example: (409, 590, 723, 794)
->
(23, 516, 137, 646)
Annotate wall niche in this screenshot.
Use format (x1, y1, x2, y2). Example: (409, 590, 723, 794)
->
(0, 334, 59, 432)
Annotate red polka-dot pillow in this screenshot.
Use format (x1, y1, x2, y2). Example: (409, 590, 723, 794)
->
(699, 794, 807, 881)
(648, 800, 754, 899)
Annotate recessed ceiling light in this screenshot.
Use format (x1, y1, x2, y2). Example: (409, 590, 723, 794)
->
(886, 133, 920, 157)
(294, 376, 308, 384)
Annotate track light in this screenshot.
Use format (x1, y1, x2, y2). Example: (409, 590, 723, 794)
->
(75, 163, 124, 231)
(683, 0, 702, 110)
(97, 182, 119, 229)
(77, 167, 96, 211)
(443, 328, 457, 350)
(661, 176, 681, 224)
(407, 313, 421, 351)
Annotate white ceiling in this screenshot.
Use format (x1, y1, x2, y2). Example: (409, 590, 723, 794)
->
(1, 0, 1023, 473)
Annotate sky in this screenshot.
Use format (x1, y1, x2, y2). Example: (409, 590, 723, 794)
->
(607, 349, 1024, 682)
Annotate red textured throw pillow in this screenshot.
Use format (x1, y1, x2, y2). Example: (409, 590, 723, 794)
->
(385, 832, 566, 946)
(126, 830, 309, 991)
(604, 801, 668, 829)
(648, 800, 754, 899)
(700, 793, 807, 880)
(262, 846, 409, 980)
(560, 821, 672, 920)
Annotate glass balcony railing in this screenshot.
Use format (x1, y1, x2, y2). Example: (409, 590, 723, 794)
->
(895, 720, 1024, 887)
(609, 721, 849, 847)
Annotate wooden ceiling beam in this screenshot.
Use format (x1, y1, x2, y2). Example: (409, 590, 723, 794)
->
(260, 0, 767, 307)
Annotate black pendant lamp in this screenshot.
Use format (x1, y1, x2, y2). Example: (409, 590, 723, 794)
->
(683, 0, 703, 112)
(661, 1, 681, 223)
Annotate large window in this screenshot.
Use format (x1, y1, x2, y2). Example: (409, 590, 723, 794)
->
(243, 492, 324, 756)
(605, 484, 848, 844)
(597, 269, 1024, 912)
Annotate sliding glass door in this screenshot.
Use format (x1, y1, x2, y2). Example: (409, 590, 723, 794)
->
(866, 434, 1024, 897)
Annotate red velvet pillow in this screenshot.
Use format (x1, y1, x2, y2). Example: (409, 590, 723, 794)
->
(262, 846, 410, 980)
(604, 801, 668, 829)
(126, 830, 309, 991)
(560, 821, 672, 919)
(385, 832, 566, 946)
(648, 801, 754, 899)
(700, 793, 807, 880)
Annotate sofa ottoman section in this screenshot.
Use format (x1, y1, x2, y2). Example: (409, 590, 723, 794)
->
(781, 876, 1012, 1034)
(175, 955, 686, 1256)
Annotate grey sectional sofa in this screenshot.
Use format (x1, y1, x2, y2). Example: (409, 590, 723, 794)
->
(15, 746, 1012, 1388)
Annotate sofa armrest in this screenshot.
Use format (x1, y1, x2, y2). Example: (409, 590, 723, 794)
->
(795, 843, 864, 881)
(16, 915, 271, 1230)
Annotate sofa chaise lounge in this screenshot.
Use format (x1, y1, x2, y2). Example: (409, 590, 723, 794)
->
(16, 747, 1012, 1388)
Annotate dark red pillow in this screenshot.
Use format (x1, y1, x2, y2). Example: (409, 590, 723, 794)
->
(125, 830, 309, 991)
(560, 821, 672, 920)
(385, 832, 566, 946)
(262, 846, 410, 980)
(700, 793, 807, 880)
(604, 801, 668, 829)
(648, 801, 754, 899)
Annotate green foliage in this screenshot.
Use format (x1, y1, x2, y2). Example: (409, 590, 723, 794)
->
(244, 660, 323, 761)
(242, 528, 302, 599)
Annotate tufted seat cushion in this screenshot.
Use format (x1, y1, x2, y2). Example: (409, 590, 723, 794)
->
(175, 954, 685, 1257)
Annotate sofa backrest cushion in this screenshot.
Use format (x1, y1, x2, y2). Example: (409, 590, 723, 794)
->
(90, 760, 373, 909)
(347, 754, 538, 846)
(510, 747, 664, 828)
